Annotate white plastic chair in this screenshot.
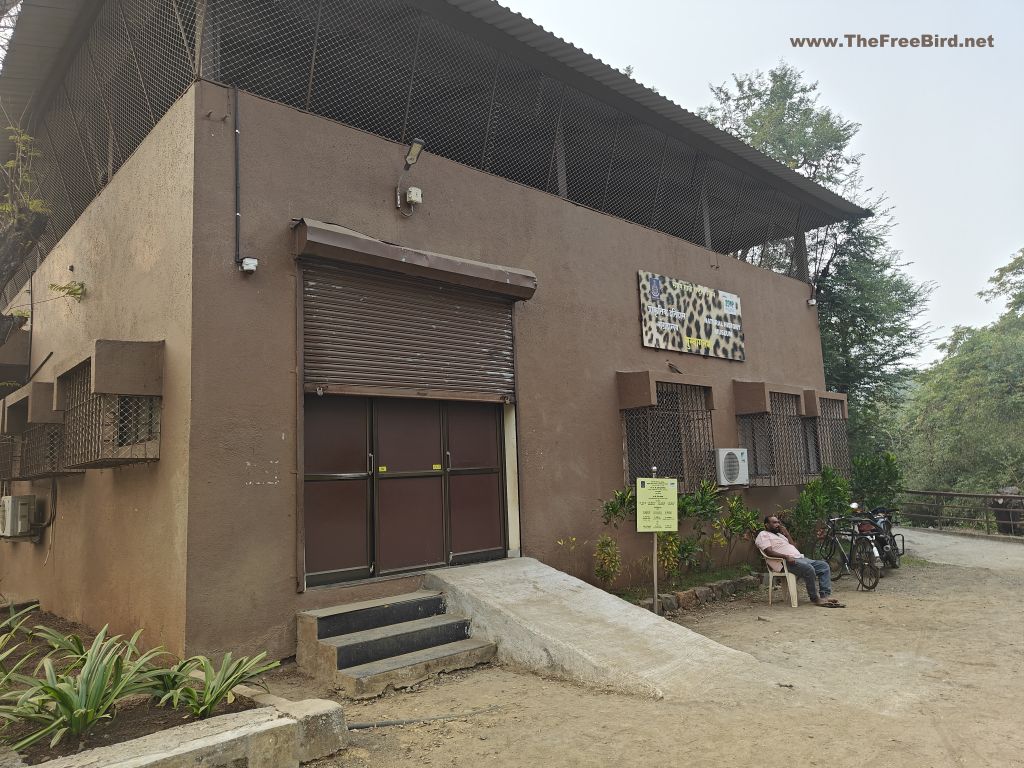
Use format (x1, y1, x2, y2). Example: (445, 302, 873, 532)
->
(759, 549, 798, 608)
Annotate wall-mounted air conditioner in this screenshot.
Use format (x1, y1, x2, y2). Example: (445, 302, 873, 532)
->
(716, 449, 749, 486)
(0, 496, 34, 538)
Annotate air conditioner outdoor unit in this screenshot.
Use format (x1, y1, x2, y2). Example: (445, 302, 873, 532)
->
(0, 496, 34, 538)
(716, 449, 749, 486)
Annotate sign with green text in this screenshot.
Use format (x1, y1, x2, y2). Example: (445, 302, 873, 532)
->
(635, 478, 678, 533)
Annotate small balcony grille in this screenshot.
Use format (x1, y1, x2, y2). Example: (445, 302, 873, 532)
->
(0, 435, 23, 481)
(20, 423, 81, 479)
(63, 394, 161, 469)
(738, 392, 820, 487)
(59, 361, 161, 469)
(623, 382, 715, 491)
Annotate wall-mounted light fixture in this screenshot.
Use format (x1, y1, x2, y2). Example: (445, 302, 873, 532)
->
(396, 137, 426, 217)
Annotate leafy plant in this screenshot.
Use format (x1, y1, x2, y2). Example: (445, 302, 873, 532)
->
(715, 495, 761, 564)
(593, 534, 621, 587)
(148, 657, 200, 703)
(2, 626, 165, 750)
(656, 531, 681, 582)
(677, 535, 702, 572)
(852, 451, 902, 510)
(677, 481, 722, 569)
(31, 625, 87, 670)
(600, 487, 636, 529)
(159, 652, 279, 719)
(0, 604, 37, 675)
(554, 535, 589, 579)
(48, 281, 85, 302)
(783, 467, 851, 549)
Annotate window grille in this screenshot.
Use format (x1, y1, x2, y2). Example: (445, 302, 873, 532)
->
(623, 382, 715, 491)
(737, 392, 819, 486)
(0, 434, 23, 481)
(817, 397, 850, 476)
(60, 361, 162, 469)
(3, 0, 850, 307)
(20, 423, 81, 479)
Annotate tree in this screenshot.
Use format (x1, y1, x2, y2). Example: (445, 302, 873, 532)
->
(701, 62, 932, 453)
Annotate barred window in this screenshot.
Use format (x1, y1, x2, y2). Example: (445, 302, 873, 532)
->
(817, 396, 850, 476)
(623, 382, 715, 491)
(738, 392, 819, 486)
(60, 360, 162, 469)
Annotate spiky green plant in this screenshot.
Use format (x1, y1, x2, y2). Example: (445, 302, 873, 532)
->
(159, 652, 279, 719)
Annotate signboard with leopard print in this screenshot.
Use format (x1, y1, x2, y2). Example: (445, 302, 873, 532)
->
(638, 270, 745, 361)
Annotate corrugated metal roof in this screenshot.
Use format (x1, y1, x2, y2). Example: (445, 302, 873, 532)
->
(431, 0, 870, 222)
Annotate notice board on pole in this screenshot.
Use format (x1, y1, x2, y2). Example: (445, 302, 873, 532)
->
(636, 478, 678, 533)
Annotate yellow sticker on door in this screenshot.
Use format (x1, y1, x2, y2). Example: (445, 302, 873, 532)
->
(432, 464, 442, 470)
(378, 466, 387, 473)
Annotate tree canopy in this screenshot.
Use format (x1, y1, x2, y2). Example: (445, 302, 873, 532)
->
(701, 62, 932, 453)
(897, 248, 1024, 491)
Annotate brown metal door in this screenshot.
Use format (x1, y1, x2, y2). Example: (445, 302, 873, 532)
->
(446, 402, 505, 564)
(374, 399, 446, 573)
(303, 395, 372, 585)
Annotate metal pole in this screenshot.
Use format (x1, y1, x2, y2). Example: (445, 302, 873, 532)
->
(651, 465, 658, 615)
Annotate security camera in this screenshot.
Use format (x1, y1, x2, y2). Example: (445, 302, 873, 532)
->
(240, 257, 258, 274)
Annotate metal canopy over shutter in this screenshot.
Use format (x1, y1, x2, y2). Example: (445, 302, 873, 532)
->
(303, 263, 516, 400)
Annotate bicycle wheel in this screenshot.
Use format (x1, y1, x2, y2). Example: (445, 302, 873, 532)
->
(852, 537, 880, 590)
(813, 537, 844, 581)
(887, 537, 901, 569)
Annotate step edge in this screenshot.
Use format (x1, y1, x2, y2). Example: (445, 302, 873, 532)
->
(302, 590, 443, 620)
(338, 639, 496, 677)
(321, 614, 470, 648)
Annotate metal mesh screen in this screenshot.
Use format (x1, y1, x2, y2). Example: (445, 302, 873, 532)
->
(623, 382, 714, 491)
(737, 392, 819, 486)
(59, 361, 161, 469)
(0, 434, 22, 481)
(817, 397, 850, 476)
(20, 423, 80, 479)
(6, 0, 845, 305)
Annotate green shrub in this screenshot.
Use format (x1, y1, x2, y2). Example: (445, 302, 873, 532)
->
(593, 534, 622, 586)
(784, 467, 851, 549)
(677, 535, 702, 572)
(852, 451, 902, 510)
(159, 652, 279, 719)
(678, 481, 721, 569)
(656, 531, 682, 582)
(715, 495, 761, 564)
(600, 487, 636, 529)
(2, 626, 165, 750)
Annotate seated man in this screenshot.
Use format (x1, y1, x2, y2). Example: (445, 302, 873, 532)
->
(755, 515, 845, 608)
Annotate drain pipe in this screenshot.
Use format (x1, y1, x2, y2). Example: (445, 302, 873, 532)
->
(234, 87, 257, 275)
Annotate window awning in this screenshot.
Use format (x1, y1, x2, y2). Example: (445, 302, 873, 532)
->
(292, 219, 537, 300)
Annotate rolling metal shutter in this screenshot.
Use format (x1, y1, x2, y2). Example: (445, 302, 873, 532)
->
(302, 263, 516, 399)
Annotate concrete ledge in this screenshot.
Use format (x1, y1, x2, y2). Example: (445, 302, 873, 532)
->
(39, 708, 294, 768)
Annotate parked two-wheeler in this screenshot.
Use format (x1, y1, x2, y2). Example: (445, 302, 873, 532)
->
(849, 503, 904, 569)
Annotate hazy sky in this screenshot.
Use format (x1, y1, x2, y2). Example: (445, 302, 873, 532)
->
(501, 0, 1024, 366)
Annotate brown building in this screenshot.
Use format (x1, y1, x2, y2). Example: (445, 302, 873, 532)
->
(0, 0, 864, 658)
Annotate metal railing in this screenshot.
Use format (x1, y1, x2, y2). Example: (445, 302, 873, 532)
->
(895, 489, 1024, 537)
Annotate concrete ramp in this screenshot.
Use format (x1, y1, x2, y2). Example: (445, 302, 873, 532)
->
(425, 558, 762, 701)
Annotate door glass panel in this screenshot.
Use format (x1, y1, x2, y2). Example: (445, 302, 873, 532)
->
(449, 473, 503, 556)
(304, 480, 370, 574)
(447, 402, 499, 469)
(377, 476, 445, 571)
(375, 399, 442, 472)
(304, 395, 368, 474)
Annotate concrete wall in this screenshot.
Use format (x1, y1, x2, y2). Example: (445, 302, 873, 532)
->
(0, 89, 195, 654)
(184, 82, 830, 657)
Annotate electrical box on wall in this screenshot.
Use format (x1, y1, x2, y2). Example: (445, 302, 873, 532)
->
(716, 449, 749, 486)
(0, 496, 34, 538)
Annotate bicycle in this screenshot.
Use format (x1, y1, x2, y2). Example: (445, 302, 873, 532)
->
(812, 516, 881, 591)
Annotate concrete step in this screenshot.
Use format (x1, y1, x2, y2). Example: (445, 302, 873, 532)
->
(305, 590, 445, 639)
(337, 638, 496, 698)
(325, 614, 471, 669)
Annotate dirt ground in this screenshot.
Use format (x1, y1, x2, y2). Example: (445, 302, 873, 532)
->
(271, 537, 1024, 768)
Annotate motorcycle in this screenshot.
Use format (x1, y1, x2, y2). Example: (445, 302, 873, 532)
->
(849, 502, 904, 569)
